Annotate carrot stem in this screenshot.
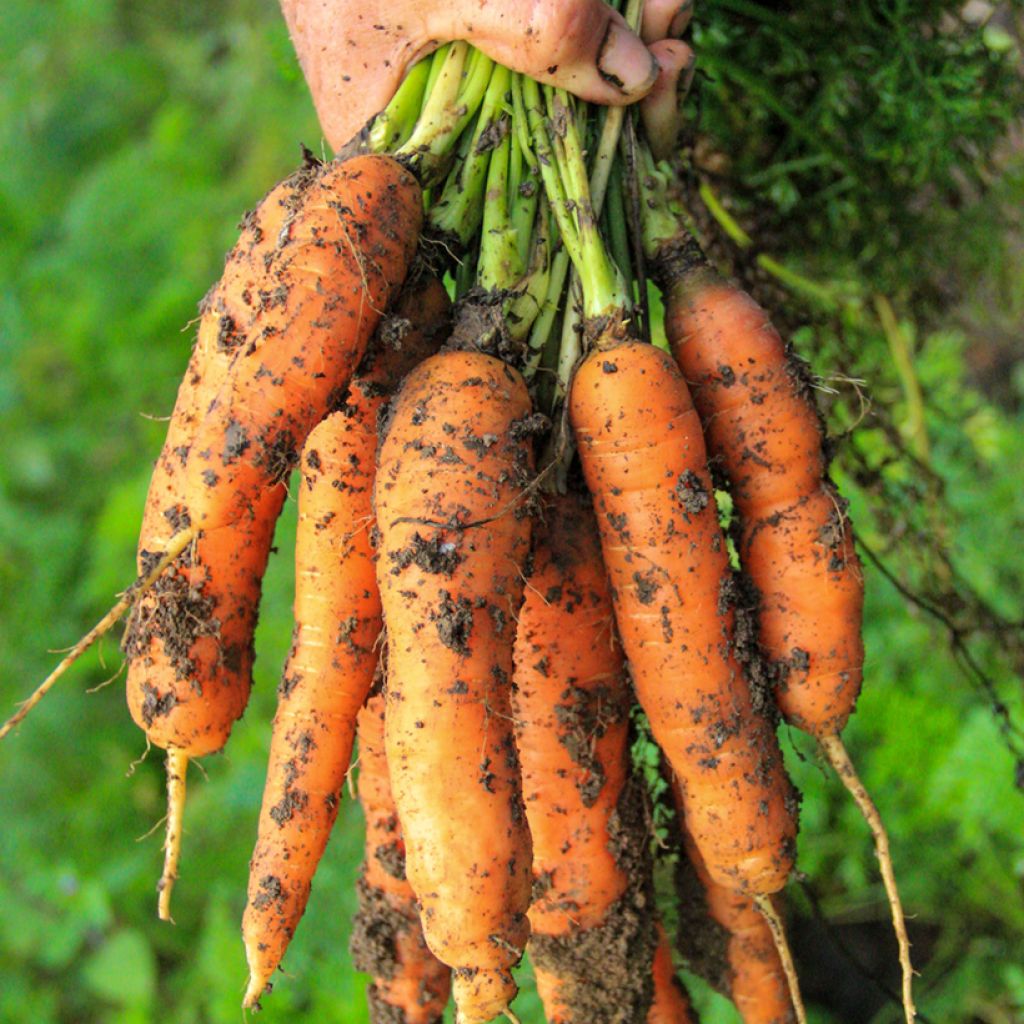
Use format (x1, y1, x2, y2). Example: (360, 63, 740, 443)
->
(754, 893, 808, 1024)
(821, 732, 916, 1024)
(157, 748, 189, 922)
(367, 56, 432, 153)
(397, 44, 493, 184)
(429, 59, 507, 245)
(0, 526, 196, 742)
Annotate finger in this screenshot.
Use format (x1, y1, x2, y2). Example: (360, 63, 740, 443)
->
(281, 2, 437, 151)
(640, 40, 697, 162)
(642, 0, 696, 44)
(430, 0, 659, 105)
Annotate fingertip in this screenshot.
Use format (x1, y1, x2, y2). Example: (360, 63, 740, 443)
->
(641, 40, 697, 161)
(595, 18, 661, 100)
(642, 0, 695, 44)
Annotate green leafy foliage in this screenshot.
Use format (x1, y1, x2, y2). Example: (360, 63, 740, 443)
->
(1, 1, 1022, 1022)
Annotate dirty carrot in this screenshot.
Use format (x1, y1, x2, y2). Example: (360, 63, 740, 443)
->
(672, 779, 795, 1024)
(374, 350, 535, 1024)
(242, 276, 450, 1006)
(119, 162, 315, 918)
(351, 687, 453, 1023)
(647, 198, 913, 1021)
(124, 152, 421, 920)
(569, 339, 799, 898)
(513, 491, 657, 1023)
(528, 84, 805, 1017)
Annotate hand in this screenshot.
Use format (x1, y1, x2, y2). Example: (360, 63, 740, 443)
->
(281, 0, 696, 153)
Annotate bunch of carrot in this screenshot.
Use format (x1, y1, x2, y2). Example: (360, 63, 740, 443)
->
(2, 3, 919, 1022)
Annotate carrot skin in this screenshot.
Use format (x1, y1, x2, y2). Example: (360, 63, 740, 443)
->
(123, 166, 311, 755)
(658, 267, 863, 735)
(672, 780, 794, 1024)
(649, 924, 699, 1024)
(352, 691, 453, 1024)
(569, 340, 798, 897)
(375, 351, 535, 1024)
(514, 492, 658, 1023)
(242, 278, 450, 1002)
(186, 154, 422, 533)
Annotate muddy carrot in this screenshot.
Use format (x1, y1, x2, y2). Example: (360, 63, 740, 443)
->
(375, 350, 535, 1024)
(351, 688, 453, 1024)
(513, 491, 657, 1024)
(242, 277, 450, 1005)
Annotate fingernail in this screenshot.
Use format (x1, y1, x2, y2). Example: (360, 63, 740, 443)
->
(670, 0, 695, 38)
(597, 22, 660, 96)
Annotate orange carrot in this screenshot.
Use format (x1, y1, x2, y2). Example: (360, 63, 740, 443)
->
(513, 492, 657, 1023)
(569, 339, 798, 899)
(374, 350, 535, 1024)
(242, 276, 450, 1005)
(122, 162, 319, 918)
(122, 153, 422, 920)
(649, 924, 699, 1024)
(351, 688, 453, 1024)
(671, 778, 794, 1024)
(654, 247, 913, 1021)
(181, 154, 421, 531)
(656, 259, 862, 736)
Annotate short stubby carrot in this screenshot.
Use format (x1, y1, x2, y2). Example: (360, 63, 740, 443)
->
(569, 339, 798, 898)
(374, 350, 535, 1024)
(655, 260, 863, 735)
(242, 277, 450, 1006)
(351, 690, 453, 1024)
(513, 491, 657, 1024)
(672, 782, 794, 1024)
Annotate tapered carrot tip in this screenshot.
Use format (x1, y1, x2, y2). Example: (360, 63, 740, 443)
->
(820, 732, 916, 1023)
(754, 894, 807, 1024)
(157, 748, 189, 922)
(242, 964, 272, 1010)
(452, 969, 519, 1024)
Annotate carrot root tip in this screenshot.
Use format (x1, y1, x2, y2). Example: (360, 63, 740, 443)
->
(157, 749, 189, 922)
(754, 893, 808, 1024)
(821, 732, 916, 1023)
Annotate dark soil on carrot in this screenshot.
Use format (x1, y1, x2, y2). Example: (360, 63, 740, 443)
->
(529, 779, 657, 1024)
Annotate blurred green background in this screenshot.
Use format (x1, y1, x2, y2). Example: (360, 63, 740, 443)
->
(1, 1, 1023, 1022)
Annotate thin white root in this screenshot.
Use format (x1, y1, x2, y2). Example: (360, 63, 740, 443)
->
(821, 732, 916, 1023)
(158, 748, 189, 923)
(0, 526, 195, 742)
(754, 893, 808, 1024)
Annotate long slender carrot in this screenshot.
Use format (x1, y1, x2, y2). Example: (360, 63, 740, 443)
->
(351, 687, 453, 1024)
(122, 153, 422, 920)
(651, 236, 914, 1022)
(569, 339, 799, 900)
(242, 276, 450, 1006)
(525, 86, 807, 1021)
(513, 491, 658, 1023)
(671, 778, 795, 1024)
(374, 350, 535, 1024)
